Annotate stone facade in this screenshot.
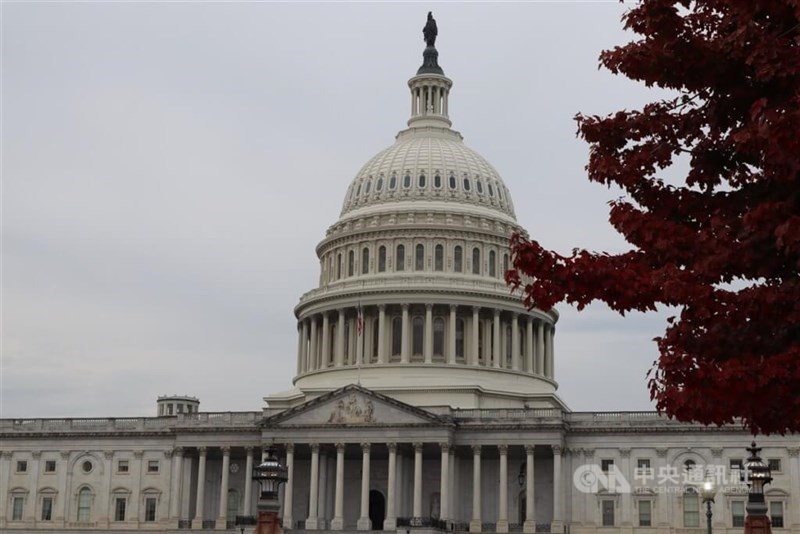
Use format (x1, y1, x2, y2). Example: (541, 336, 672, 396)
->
(3, 19, 799, 534)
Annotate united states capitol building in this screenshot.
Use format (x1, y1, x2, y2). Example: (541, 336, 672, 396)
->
(2, 17, 799, 534)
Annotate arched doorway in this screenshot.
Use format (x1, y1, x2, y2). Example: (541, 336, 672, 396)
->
(369, 490, 386, 530)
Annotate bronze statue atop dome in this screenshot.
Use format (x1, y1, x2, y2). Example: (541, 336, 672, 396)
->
(423, 12, 438, 47)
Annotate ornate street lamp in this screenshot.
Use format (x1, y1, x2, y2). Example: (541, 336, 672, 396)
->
(740, 441, 773, 534)
(700, 479, 717, 534)
(250, 447, 289, 534)
(518, 463, 526, 487)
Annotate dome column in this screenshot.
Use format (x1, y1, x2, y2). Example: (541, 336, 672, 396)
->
(536, 320, 545, 375)
(496, 445, 509, 533)
(424, 304, 434, 364)
(401, 304, 410, 363)
(335, 311, 346, 367)
(471, 307, 480, 366)
(320, 312, 330, 370)
(296, 323, 304, 375)
(448, 305, 457, 364)
(492, 310, 501, 368)
(300, 320, 309, 374)
(377, 305, 387, 363)
(511, 314, 520, 371)
(525, 317, 534, 374)
(309, 316, 319, 371)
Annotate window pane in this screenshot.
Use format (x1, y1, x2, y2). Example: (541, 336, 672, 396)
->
(472, 248, 480, 275)
(396, 245, 405, 271)
(638, 501, 651, 527)
(489, 251, 496, 277)
(41, 497, 53, 521)
(732, 501, 745, 527)
(378, 246, 386, 272)
(770, 502, 784, 527)
(412, 317, 424, 355)
(348, 251, 354, 276)
(78, 488, 92, 521)
(415, 244, 425, 271)
(602, 500, 614, 526)
(362, 247, 370, 274)
(434, 245, 444, 271)
(145, 498, 157, 522)
(12, 497, 24, 521)
(433, 318, 445, 356)
(454, 246, 462, 272)
(683, 492, 699, 528)
(115, 498, 126, 522)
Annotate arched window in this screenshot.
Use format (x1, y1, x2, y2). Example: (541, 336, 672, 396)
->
(412, 317, 424, 356)
(503, 253, 509, 274)
(433, 318, 445, 357)
(418, 173, 426, 188)
(476, 179, 484, 194)
(389, 173, 397, 190)
(472, 248, 481, 275)
(376, 176, 384, 191)
(488, 183, 495, 197)
(378, 246, 387, 272)
(227, 489, 240, 520)
(456, 319, 465, 359)
(356, 184, 362, 196)
(362, 247, 370, 275)
(77, 487, 92, 522)
(348, 250, 355, 277)
(489, 251, 497, 277)
(415, 244, 425, 271)
(434, 173, 442, 188)
(498, 186, 505, 201)
(337, 253, 342, 279)
(364, 179, 371, 194)
(396, 245, 405, 272)
(449, 174, 457, 190)
(463, 176, 471, 191)
(403, 173, 412, 189)
(453, 246, 463, 272)
(391, 317, 402, 356)
(683, 488, 700, 527)
(434, 245, 444, 271)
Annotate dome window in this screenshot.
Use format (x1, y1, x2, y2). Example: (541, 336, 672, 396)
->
(434, 244, 444, 271)
(463, 176, 471, 192)
(389, 173, 397, 190)
(396, 245, 405, 272)
(472, 248, 481, 275)
(364, 179, 371, 194)
(376, 177, 384, 192)
(415, 244, 425, 271)
(489, 251, 497, 277)
(348, 250, 355, 277)
(434, 173, 442, 189)
(448, 173, 457, 190)
(503, 253, 509, 273)
(403, 173, 412, 189)
(454, 246, 463, 272)
(497, 186, 504, 201)
(356, 184, 362, 196)
(337, 253, 342, 279)
(476, 179, 484, 194)
(488, 183, 495, 197)
(418, 173, 426, 188)
(378, 246, 387, 272)
(362, 247, 370, 274)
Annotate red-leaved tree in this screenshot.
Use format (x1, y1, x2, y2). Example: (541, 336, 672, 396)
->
(508, 0, 800, 435)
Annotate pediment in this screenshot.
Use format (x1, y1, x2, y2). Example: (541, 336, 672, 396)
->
(263, 385, 448, 428)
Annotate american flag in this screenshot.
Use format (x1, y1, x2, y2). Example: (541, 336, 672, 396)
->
(356, 304, 364, 337)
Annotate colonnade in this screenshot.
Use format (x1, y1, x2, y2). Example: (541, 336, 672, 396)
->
(297, 305, 555, 379)
(283, 441, 562, 533)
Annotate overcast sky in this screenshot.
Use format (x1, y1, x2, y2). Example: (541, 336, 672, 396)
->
(2, 1, 677, 418)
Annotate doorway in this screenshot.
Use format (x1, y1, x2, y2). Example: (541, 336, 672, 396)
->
(369, 490, 386, 530)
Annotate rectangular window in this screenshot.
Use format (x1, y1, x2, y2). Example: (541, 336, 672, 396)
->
(147, 460, 159, 473)
(12, 497, 24, 521)
(601, 459, 614, 472)
(16, 460, 27, 473)
(117, 460, 129, 473)
(770, 501, 784, 528)
(730, 458, 743, 470)
(114, 498, 126, 522)
(44, 460, 56, 473)
(601, 500, 615, 526)
(683, 492, 700, 528)
(145, 498, 157, 522)
(638, 500, 652, 527)
(768, 459, 782, 472)
(732, 500, 745, 527)
(41, 497, 53, 521)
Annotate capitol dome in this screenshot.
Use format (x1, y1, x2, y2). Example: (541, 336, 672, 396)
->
(267, 28, 563, 412)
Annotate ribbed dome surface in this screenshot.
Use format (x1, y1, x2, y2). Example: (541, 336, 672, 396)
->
(340, 129, 516, 219)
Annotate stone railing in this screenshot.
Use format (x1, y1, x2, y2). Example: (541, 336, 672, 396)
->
(1, 411, 263, 434)
(453, 408, 563, 423)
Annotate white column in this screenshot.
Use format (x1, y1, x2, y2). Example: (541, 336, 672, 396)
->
(449, 450, 455, 523)
(524, 446, 535, 533)
(413, 443, 423, 519)
(307, 444, 320, 530)
(296, 324, 304, 375)
(320, 313, 330, 369)
(347, 317, 356, 364)
(548, 327, 556, 378)
(536, 321, 545, 374)
(0, 451, 9, 528)
(331, 443, 345, 530)
(483, 320, 492, 367)
(169, 448, 184, 522)
(448, 305, 457, 364)
(55, 451, 70, 525)
(301, 320, 309, 373)
(357, 443, 372, 530)
(511, 314, 520, 371)
(309, 316, 318, 371)
(493, 310, 501, 368)
(471, 307, 480, 365)
(497, 445, 509, 533)
(440, 443, 450, 521)
(378, 305, 387, 363)
(620, 449, 632, 527)
(470, 446, 482, 532)
(318, 452, 329, 526)
(385, 443, 398, 530)
(244, 447, 255, 517)
(525, 317, 534, 373)
(192, 447, 207, 529)
(401, 304, 410, 363)
(552, 445, 563, 533)
(336, 311, 346, 367)
(788, 448, 800, 529)
(216, 446, 231, 529)
(424, 304, 433, 364)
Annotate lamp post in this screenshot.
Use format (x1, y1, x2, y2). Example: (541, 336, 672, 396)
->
(741, 441, 773, 534)
(700, 479, 717, 534)
(251, 447, 289, 534)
